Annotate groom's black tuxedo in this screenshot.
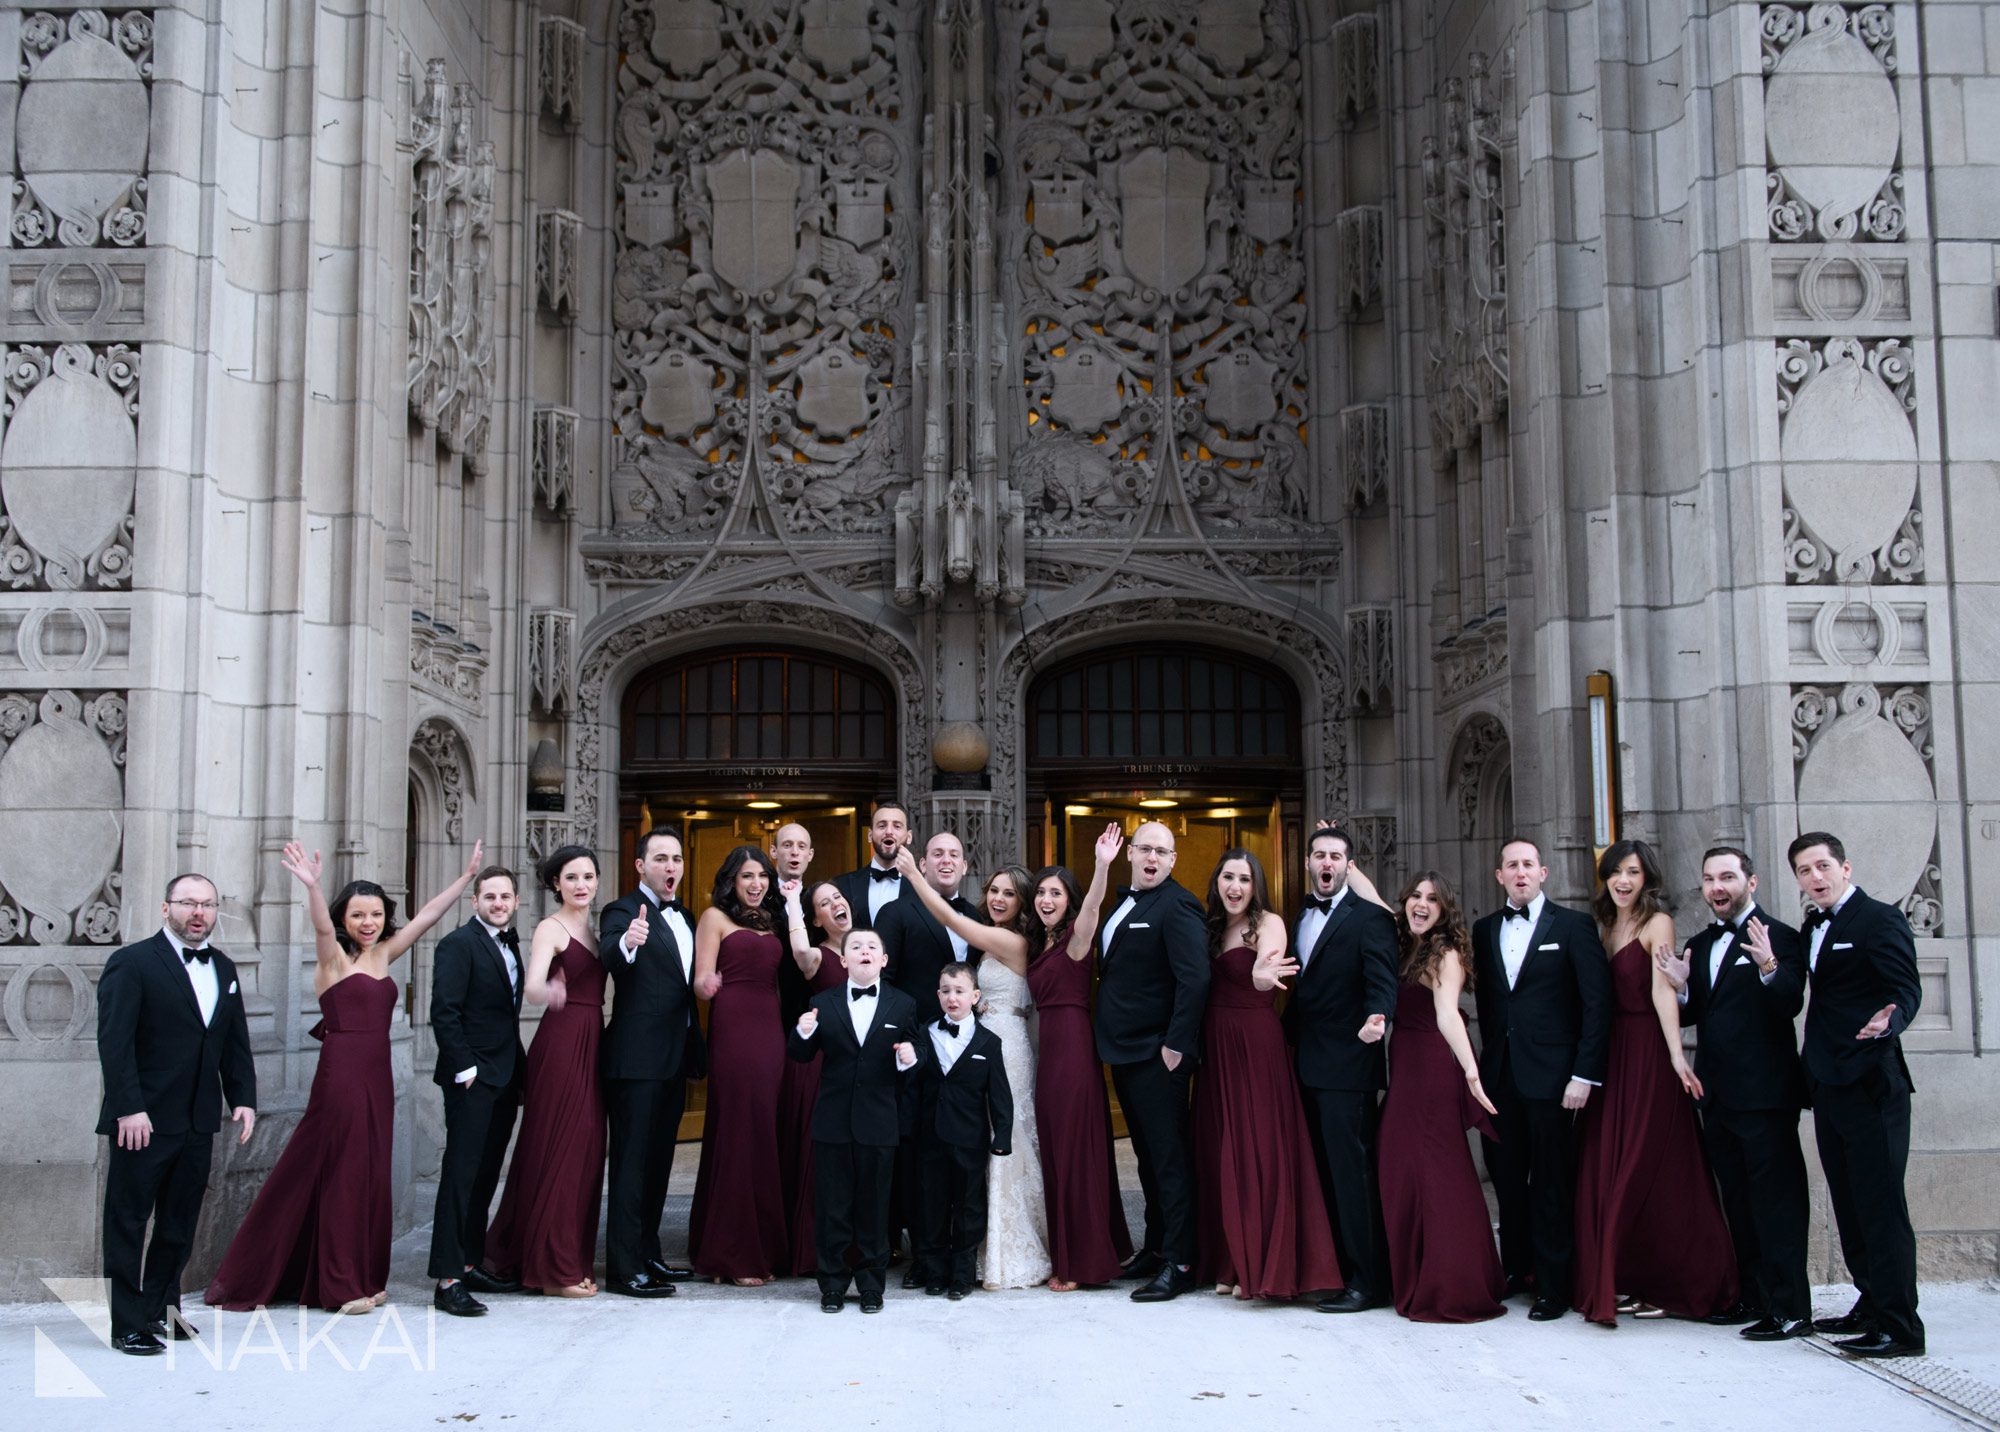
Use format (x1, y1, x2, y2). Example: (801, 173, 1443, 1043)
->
(831, 863, 902, 932)
(878, 889, 981, 1024)
(427, 917, 526, 1280)
(96, 930, 256, 1339)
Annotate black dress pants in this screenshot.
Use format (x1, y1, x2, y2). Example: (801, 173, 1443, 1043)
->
(428, 1076, 520, 1279)
(1814, 1067, 1923, 1347)
(815, 1140, 896, 1300)
(104, 1130, 213, 1337)
(916, 1141, 990, 1288)
(1301, 1085, 1389, 1298)
(604, 1075, 688, 1280)
(1481, 1048, 1576, 1304)
(1700, 1102, 1810, 1320)
(1111, 1056, 1195, 1266)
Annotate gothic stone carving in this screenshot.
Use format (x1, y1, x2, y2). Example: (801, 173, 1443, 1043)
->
(528, 608, 578, 716)
(12, 9, 153, 249)
(1448, 711, 1507, 840)
(611, 1, 920, 536)
(1423, 51, 1509, 457)
(1792, 682, 1938, 928)
(1339, 402, 1389, 511)
(1, 343, 139, 590)
(410, 613, 487, 712)
(1437, 615, 1507, 703)
(1332, 13, 1379, 125)
(1762, 4, 1904, 242)
(536, 208, 583, 321)
(1347, 604, 1393, 715)
(1338, 813, 1396, 885)
(1336, 205, 1384, 317)
(1777, 337, 1920, 584)
(411, 717, 474, 843)
(0, 689, 126, 946)
(1001, 0, 1311, 534)
(408, 60, 496, 473)
(538, 16, 586, 129)
(5, 257, 147, 338)
(532, 404, 579, 514)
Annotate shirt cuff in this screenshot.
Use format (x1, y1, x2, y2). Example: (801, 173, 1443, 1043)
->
(455, 1066, 477, 1084)
(1573, 1077, 1601, 1087)
(1675, 986, 1690, 1005)
(895, 1047, 917, 1070)
(796, 1021, 818, 1038)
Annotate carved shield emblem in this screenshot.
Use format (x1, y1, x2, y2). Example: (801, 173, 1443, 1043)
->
(623, 182, 677, 246)
(1047, 348, 1124, 432)
(797, 350, 870, 435)
(1240, 178, 1294, 243)
(1032, 179, 1086, 244)
(651, 0, 723, 78)
(1117, 148, 1212, 296)
(1045, 0, 1116, 69)
(1205, 350, 1279, 433)
(706, 148, 802, 296)
(1195, 0, 1265, 71)
(802, 0, 874, 71)
(836, 179, 887, 247)
(640, 351, 717, 436)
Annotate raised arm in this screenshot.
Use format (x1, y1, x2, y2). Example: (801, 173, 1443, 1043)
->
(282, 841, 344, 982)
(380, 839, 483, 963)
(779, 880, 822, 981)
(1343, 865, 1395, 914)
(693, 907, 727, 1000)
(1063, 822, 1124, 962)
(891, 845, 1029, 969)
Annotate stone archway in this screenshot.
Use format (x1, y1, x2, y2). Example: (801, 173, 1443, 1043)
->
(1445, 710, 1512, 897)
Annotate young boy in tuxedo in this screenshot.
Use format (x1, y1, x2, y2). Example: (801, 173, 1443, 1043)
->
(788, 927, 918, 1313)
(912, 963, 1014, 1299)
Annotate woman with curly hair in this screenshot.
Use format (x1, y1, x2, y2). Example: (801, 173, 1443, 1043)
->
(1375, 870, 1507, 1322)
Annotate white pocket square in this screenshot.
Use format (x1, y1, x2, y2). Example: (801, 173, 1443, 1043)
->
(883, 1023, 898, 1030)
(1833, 942, 1854, 951)
(1538, 942, 1560, 951)
(970, 1053, 987, 1060)
(1129, 922, 1152, 930)
(228, 980, 238, 994)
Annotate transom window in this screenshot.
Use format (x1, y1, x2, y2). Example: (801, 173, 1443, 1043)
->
(1030, 649, 1299, 762)
(624, 650, 891, 765)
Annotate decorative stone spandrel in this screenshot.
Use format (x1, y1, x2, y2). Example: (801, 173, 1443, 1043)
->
(1115, 148, 1213, 300)
(0, 344, 138, 591)
(0, 691, 124, 944)
(15, 17, 151, 248)
(1764, 9, 1900, 239)
(705, 148, 804, 299)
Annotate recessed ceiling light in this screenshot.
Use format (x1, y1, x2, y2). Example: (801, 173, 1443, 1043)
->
(746, 799, 781, 810)
(1138, 797, 1178, 809)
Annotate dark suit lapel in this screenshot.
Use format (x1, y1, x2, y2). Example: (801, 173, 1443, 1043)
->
(153, 932, 204, 1024)
(470, 921, 517, 1005)
(1714, 919, 1753, 990)
(1515, 902, 1559, 988)
(1105, 885, 1162, 965)
(1305, 896, 1355, 973)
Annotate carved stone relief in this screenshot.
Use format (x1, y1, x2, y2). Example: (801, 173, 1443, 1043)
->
(1332, 13, 1379, 125)
(411, 717, 474, 843)
(1792, 682, 1938, 929)
(0, 689, 126, 947)
(1777, 336, 1920, 584)
(1785, 597, 1927, 671)
(538, 15, 586, 129)
(610, 1, 919, 538)
(1339, 402, 1388, 511)
(1000, 0, 1311, 535)
(0, 603, 132, 675)
(1771, 251, 1910, 327)
(1422, 51, 1509, 459)
(5, 257, 147, 338)
(12, 9, 153, 249)
(532, 404, 579, 514)
(1336, 205, 1384, 317)
(1347, 604, 1393, 714)
(1447, 711, 1507, 840)
(528, 608, 578, 716)
(1, 343, 139, 591)
(536, 208, 583, 321)
(1762, 3, 1904, 243)
(1437, 616, 1507, 702)
(1339, 813, 1396, 884)
(410, 613, 487, 712)
(407, 59, 496, 473)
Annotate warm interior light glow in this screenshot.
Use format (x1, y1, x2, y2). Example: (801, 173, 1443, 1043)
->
(746, 799, 782, 810)
(1063, 804, 1092, 816)
(1138, 797, 1178, 809)
(830, 806, 856, 817)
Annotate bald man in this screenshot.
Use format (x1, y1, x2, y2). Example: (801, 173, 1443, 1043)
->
(1095, 821, 1209, 1302)
(770, 823, 814, 883)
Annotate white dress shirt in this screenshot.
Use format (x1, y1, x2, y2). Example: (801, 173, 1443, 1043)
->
(479, 918, 521, 993)
(1808, 887, 1854, 971)
(866, 864, 902, 921)
(845, 980, 883, 1044)
(622, 886, 694, 983)
(1102, 893, 1138, 951)
(1499, 892, 1545, 990)
(164, 927, 218, 1025)
(929, 1012, 975, 1075)
(1296, 887, 1346, 970)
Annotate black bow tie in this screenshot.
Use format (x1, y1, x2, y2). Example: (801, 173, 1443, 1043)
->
(850, 985, 878, 1002)
(1305, 894, 1334, 915)
(869, 867, 900, 883)
(1115, 886, 1136, 903)
(494, 927, 520, 951)
(1802, 908, 1829, 936)
(1503, 904, 1532, 922)
(1712, 916, 1745, 935)
(936, 1018, 960, 1038)
(182, 945, 211, 965)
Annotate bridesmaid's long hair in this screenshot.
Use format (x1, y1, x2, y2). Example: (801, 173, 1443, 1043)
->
(1031, 864, 1082, 958)
(328, 880, 400, 956)
(1590, 838, 1671, 934)
(1395, 870, 1473, 990)
(711, 845, 780, 931)
(1204, 848, 1273, 958)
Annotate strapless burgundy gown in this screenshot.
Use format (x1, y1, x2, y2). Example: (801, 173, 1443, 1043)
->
(1573, 940, 1739, 1323)
(1378, 978, 1506, 1322)
(688, 926, 790, 1280)
(1192, 947, 1343, 1298)
(780, 945, 847, 1275)
(206, 973, 396, 1310)
(1028, 938, 1132, 1285)
(486, 935, 606, 1288)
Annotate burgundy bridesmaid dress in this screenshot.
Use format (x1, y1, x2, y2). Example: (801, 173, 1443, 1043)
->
(486, 934, 607, 1289)
(1378, 977, 1506, 1322)
(1573, 940, 1740, 1324)
(1192, 947, 1344, 1299)
(779, 944, 847, 1275)
(687, 926, 790, 1280)
(1027, 935, 1132, 1285)
(206, 973, 396, 1310)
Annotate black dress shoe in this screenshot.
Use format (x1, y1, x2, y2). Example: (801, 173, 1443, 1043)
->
(1741, 1317, 1812, 1341)
(460, 1267, 523, 1296)
(1119, 1251, 1166, 1282)
(433, 1282, 487, 1318)
(821, 1296, 843, 1313)
(113, 1329, 165, 1356)
(1503, 1274, 1534, 1299)
(902, 1269, 922, 1290)
(925, 1283, 947, 1296)
(1315, 1288, 1378, 1314)
(1527, 1298, 1570, 1322)
(947, 1285, 970, 1301)
(859, 1294, 883, 1313)
(605, 1272, 678, 1298)
(1704, 1302, 1761, 1326)
(1836, 1332, 1924, 1359)
(1130, 1264, 1196, 1303)
(1814, 1305, 1872, 1335)
(146, 1310, 200, 1341)
(646, 1259, 695, 1282)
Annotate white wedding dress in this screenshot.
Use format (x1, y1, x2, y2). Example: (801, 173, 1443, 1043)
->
(974, 958, 1052, 1288)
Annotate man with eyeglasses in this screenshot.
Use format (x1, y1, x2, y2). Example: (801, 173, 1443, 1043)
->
(95, 874, 257, 1355)
(1094, 821, 1209, 1302)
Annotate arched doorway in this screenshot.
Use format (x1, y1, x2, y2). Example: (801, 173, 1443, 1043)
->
(617, 646, 899, 908)
(1026, 645, 1306, 907)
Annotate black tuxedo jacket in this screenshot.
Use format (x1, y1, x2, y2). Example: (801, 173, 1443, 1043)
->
(787, 983, 918, 1146)
(912, 1021, 1014, 1154)
(1094, 878, 1210, 1065)
(599, 890, 707, 1082)
(1680, 905, 1807, 1112)
(1283, 893, 1400, 1092)
(1470, 897, 1613, 1100)
(430, 918, 527, 1089)
(878, 889, 981, 1024)
(1802, 887, 1921, 1090)
(831, 864, 903, 932)
(96, 932, 256, 1137)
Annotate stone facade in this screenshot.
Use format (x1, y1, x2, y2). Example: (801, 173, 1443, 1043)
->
(0, 0, 1995, 1298)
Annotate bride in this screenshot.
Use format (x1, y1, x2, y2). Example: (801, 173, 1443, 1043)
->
(894, 847, 1053, 1289)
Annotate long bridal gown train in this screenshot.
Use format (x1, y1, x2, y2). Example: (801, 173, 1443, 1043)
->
(974, 958, 1052, 1288)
